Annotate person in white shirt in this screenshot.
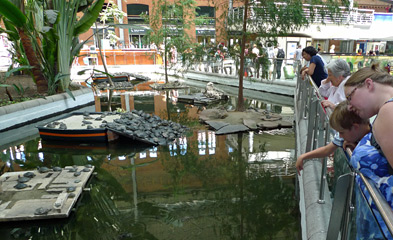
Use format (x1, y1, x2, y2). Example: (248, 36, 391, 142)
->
(293, 44, 302, 73)
(251, 44, 260, 77)
(319, 59, 351, 109)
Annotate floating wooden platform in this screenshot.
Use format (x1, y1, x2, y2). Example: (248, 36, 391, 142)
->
(92, 74, 130, 83)
(37, 112, 121, 143)
(0, 166, 94, 222)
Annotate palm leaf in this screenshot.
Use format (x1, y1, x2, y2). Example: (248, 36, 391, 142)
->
(5, 66, 34, 78)
(74, 0, 105, 35)
(0, 0, 27, 28)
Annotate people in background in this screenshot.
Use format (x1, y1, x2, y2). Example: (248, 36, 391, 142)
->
(275, 43, 285, 79)
(329, 44, 335, 53)
(368, 50, 376, 56)
(267, 43, 275, 80)
(300, 46, 328, 87)
(319, 59, 351, 110)
(293, 44, 303, 74)
(251, 43, 260, 77)
(345, 63, 393, 168)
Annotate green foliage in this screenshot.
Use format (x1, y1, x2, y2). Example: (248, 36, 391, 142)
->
(144, 0, 208, 82)
(0, 0, 27, 28)
(11, 83, 29, 97)
(74, 0, 105, 35)
(0, 0, 104, 95)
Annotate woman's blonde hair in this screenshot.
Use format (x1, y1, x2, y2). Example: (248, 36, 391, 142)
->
(345, 63, 393, 87)
(329, 102, 369, 131)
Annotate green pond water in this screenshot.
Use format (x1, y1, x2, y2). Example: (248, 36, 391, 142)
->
(0, 87, 299, 240)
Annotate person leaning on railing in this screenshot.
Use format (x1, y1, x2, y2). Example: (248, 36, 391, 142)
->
(296, 102, 369, 175)
(318, 59, 351, 110)
(300, 46, 328, 87)
(344, 63, 393, 170)
(344, 64, 393, 238)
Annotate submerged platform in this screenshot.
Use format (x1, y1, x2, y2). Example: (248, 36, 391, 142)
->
(0, 165, 94, 222)
(178, 93, 227, 105)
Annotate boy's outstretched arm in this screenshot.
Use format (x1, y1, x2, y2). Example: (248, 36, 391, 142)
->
(296, 142, 338, 176)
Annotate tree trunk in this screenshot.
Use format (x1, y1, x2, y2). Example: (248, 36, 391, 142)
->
(236, 0, 249, 112)
(18, 29, 48, 94)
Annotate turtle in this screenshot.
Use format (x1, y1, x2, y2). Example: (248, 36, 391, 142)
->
(37, 166, 50, 173)
(14, 182, 30, 189)
(82, 120, 93, 125)
(34, 207, 51, 215)
(74, 172, 81, 177)
(17, 175, 31, 183)
(85, 164, 93, 168)
(46, 123, 56, 128)
(66, 186, 76, 192)
(59, 123, 67, 130)
(74, 180, 81, 183)
(52, 166, 62, 172)
(23, 172, 36, 178)
(69, 193, 76, 198)
(86, 125, 93, 129)
(68, 167, 77, 172)
(82, 168, 90, 172)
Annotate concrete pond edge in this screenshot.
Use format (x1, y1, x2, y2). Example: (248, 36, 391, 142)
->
(0, 87, 94, 132)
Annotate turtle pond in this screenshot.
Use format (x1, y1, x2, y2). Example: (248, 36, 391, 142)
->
(0, 85, 299, 240)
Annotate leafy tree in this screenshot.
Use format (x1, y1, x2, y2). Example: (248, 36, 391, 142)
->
(224, 0, 349, 111)
(0, 0, 104, 94)
(144, 0, 207, 84)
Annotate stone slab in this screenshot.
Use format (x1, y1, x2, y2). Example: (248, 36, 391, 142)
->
(215, 124, 249, 135)
(205, 121, 229, 130)
(243, 119, 258, 130)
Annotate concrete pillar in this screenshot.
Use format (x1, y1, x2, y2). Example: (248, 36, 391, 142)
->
(94, 96, 101, 112)
(121, 93, 135, 111)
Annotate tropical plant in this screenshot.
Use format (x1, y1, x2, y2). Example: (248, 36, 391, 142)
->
(0, 0, 104, 95)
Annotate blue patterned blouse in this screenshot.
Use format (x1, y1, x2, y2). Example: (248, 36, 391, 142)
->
(351, 132, 393, 239)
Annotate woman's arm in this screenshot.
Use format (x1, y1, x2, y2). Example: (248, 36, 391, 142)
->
(306, 62, 316, 76)
(319, 79, 332, 98)
(373, 104, 393, 168)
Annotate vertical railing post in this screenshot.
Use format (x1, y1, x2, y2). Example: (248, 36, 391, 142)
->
(318, 118, 330, 204)
(306, 99, 317, 152)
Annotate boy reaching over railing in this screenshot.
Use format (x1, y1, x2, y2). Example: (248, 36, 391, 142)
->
(295, 101, 370, 175)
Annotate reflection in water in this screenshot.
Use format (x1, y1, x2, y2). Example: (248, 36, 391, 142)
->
(0, 88, 298, 239)
(0, 129, 297, 239)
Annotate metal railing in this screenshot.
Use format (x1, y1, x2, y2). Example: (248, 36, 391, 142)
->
(228, 4, 374, 26)
(295, 70, 393, 239)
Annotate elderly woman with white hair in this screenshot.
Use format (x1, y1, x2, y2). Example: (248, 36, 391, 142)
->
(319, 59, 351, 110)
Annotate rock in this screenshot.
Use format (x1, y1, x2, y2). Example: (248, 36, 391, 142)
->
(199, 108, 228, 121)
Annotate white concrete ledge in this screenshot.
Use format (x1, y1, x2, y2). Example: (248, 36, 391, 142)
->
(0, 87, 94, 131)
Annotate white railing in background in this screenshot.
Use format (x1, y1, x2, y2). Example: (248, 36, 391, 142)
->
(228, 3, 375, 26)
